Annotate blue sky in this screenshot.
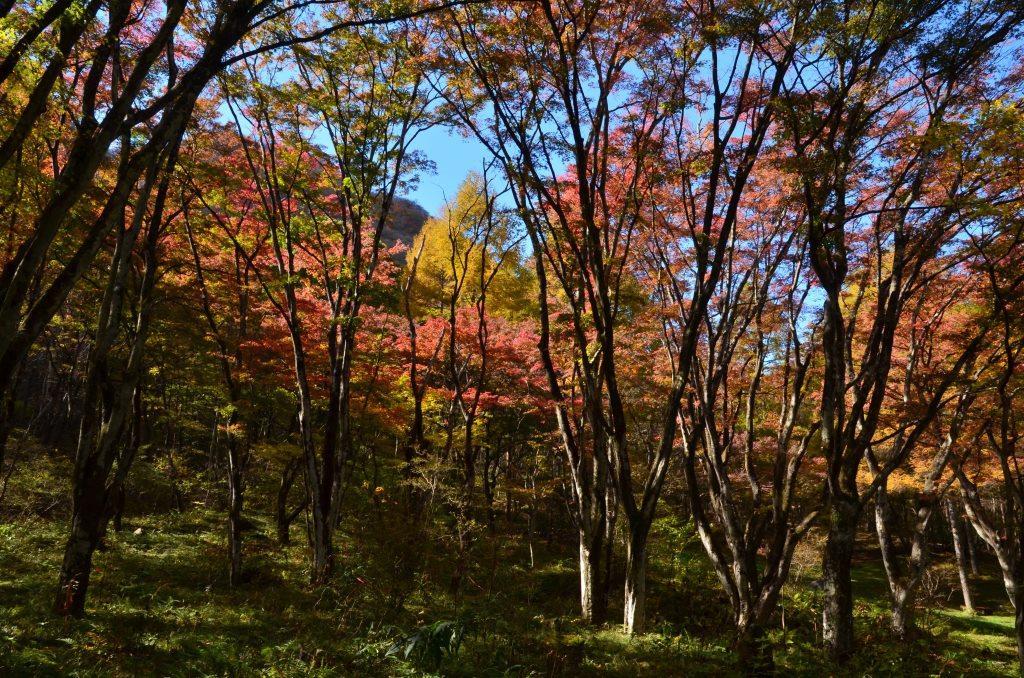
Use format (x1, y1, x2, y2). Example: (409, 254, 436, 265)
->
(405, 126, 490, 217)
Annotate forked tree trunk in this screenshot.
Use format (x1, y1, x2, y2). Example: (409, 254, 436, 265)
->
(293, 342, 333, 584)
(823, 497, 858, 660)
(56, 140, 172, 615)
(101, 385, 145, 540)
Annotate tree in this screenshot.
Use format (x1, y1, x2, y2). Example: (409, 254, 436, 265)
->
(671, 161, 821, 672)
(56, 125, 185, 617)
(180, 119, 261, 586)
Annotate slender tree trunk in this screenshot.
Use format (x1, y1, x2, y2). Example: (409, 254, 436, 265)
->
(226, 432, 245, 587)
(603, 479, 617, 618)
(102, 384, 144, 539)
(0, 386, 13, 476)
(310, 515, 333, 580)
(967, 526, 979, 575)
(401, 400, 426, 518)
(527, 500, 535, 570)
(947, 499, 975, 613)
(110, 488, 126, 533)
(823, 497, 858, 660)
(525, 455, 537, 570)
(309, 494, 333, 583)
(276, 460, 300, 545)
(1015, 512, 1024, 674)
(55, 166, 164, 615)
(483, 448, 497, 535)
(1015, 580, 1023, 674)
(306, 400, 334, 584)
(292, 338, 332, 583)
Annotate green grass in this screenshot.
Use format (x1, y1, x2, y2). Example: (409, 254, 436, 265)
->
(0, 499, 1020, 676)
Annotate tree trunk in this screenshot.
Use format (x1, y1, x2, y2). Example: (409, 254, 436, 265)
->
(946, 499, 975, 613)
(276, 460, 300, 545)
(309, 493, 333, 584)
(55, 472, 106, 616)
(0, 387, 13, 476)
(1015, 581, 1023, 675)
(735, 620, 774, 677)
(623, 526, 648, 635)
(994, 550, 1019, 615)
(295, 356, 332, 584)
(891, 594, 909, 638)
(103, 384, 145, 538)
(277, 509, 290, 545)
(603, 480, 617, 619)
(578, 530, 604, 624)
(54, 129, 174, 615)
(1015, 513, 1024, 674)
(110, 488, 125, 533)
(226, 436, 245, 587)
(874, 485, 916, 637)
(526, 464, 536, 570)
(966, 522, 979, 574)
(822, 498, 858, 661)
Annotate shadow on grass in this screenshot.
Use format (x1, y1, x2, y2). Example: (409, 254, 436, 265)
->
(936, 608, 1015, 637)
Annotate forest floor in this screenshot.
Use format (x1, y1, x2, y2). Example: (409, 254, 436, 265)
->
(0, 454, 1019, 676)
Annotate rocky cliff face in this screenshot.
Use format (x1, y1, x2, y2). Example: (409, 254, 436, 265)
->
(383, 198, 429, 255)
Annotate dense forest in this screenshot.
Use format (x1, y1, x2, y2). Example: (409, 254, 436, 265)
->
(1, 0, 1024, 675)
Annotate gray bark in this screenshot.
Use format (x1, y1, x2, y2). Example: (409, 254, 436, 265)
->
(946, 498, 975, 613)
(822, 498, 858, 660)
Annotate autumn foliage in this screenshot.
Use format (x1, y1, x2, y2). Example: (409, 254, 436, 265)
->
(1, 0, 1024, 674)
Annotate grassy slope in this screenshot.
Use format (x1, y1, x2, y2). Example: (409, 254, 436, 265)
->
(0, 464, 1019, 676)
